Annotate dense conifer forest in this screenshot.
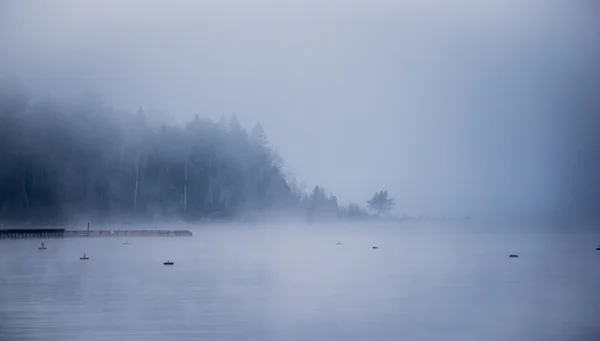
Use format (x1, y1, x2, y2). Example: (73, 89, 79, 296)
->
(0, 77, 384, 225)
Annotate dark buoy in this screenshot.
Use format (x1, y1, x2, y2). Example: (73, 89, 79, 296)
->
(596, 247, 600, 251)
(38, 242, 47, 250)
(372, 246, 379, 249)
(164, 261, 174, 265)
(509, 254, 518, 258)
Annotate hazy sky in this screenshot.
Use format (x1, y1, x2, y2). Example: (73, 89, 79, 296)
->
(1, 0, 599, 220)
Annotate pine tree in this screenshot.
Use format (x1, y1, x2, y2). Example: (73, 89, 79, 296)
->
(250, 122, 268, 147)
(366, 190, 395, 216)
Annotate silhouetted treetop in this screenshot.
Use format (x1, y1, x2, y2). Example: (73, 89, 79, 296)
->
(367, 190, 395, 216)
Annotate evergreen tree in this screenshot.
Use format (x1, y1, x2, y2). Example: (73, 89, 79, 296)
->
(366, 190, 395, 216)
(250, 122, 268, 147)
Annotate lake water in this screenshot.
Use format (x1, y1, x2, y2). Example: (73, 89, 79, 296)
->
(1, 223, 599, 341)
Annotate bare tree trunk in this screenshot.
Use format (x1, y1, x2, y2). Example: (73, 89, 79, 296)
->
(183, 159, 187, 212)
(205, 156, 212, 211)
(142, 153, 148, 172)
(22, 178, 30, 211)
(119, 147, 123, 170)
(134, 151, 139, 212)
(205, 189, 212, 211)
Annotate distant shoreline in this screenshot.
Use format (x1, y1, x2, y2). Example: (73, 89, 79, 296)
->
(0, 214, 472, 230)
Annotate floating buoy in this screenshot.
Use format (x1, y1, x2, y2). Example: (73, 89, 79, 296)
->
(164, 261, 174, 265)
(596, 247, 600, 251)
(372, 246, 379, 249)
(336, 241, 342, 245)
(509, 254, 519, 258)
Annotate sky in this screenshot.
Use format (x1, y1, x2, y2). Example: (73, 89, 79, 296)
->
(0, 0, 599, 221)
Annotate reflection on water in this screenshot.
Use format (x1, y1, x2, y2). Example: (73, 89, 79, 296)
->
(0, 224, 599, 341)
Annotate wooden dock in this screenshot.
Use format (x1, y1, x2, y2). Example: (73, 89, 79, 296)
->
(0, 228, 192, 239)
(64, 229, 193, 237)
(0, 228, 65, 239)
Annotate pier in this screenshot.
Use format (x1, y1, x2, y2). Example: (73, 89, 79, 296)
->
(0, 228, 66, 239)
(64, 229, 193, 237)
(0, 228, 192, 239)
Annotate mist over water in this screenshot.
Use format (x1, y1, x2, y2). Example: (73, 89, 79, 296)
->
(1, 0, 599, 221)
(1, 223, 599, 341)
(1, 1, 600, 340)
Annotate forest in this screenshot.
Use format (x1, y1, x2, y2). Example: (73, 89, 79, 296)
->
(0, 76, 394, 226)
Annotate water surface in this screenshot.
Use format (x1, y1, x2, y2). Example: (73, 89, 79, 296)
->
(1, 223, 599, 340)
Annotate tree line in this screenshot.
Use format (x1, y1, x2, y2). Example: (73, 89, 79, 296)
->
(0, 76, 394, 225)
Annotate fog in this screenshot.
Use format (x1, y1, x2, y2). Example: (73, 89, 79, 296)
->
(1, 0, 599, 222)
